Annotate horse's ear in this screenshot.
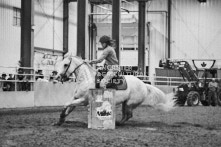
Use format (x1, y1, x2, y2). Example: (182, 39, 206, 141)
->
(64, 52, 72, 59)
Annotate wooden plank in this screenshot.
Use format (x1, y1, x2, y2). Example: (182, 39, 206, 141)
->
(88, 89, 116, 129)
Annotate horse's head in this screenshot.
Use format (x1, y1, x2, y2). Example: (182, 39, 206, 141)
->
(55, 53, 84, 82)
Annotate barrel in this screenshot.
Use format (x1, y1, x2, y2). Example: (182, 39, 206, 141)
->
(88, 88, 116, 129)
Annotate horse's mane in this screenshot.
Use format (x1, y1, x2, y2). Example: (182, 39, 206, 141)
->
(84, 62, 97, 76)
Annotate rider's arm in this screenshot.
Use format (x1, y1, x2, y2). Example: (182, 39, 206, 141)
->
(90, 49, 109, 64)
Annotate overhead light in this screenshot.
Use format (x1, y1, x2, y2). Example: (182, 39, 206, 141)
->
(198, 0, 206, 3)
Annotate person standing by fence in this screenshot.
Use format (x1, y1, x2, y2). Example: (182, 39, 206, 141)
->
(208, 78, 218, 105)
(7, 74, 15, 91)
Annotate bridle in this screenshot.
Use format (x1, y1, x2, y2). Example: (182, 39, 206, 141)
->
(61, 57, 85, 82)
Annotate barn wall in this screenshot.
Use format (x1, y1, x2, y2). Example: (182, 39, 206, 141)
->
(68, 2, 78, 55)
(0, 0, 78, 74)
(171, 0, 221, 60)
(34, 0, 63, 51)
(0, 82, 76, 108)
(0, 0, 21, 73)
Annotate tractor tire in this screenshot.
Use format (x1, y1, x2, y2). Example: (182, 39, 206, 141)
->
(173, 94, 186, 106)
(187, 91, 200, 106)
(217, 91, 221, 106)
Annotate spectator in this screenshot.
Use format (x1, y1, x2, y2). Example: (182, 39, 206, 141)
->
(208, 78, 218, 92)
(0, 74, 2, 91)
(2, 73, 10, 91)
(23, 71, 31, 91)
(7, 74, 15, 91)
(36, 70, 44, 81)
(208, 78, 218, 104)
(17, 68, 25, 91)
(49, 71, 57, 82)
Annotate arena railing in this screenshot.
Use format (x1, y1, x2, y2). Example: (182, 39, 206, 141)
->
(1, 66, 219, 92)
(0, 66, 67, 92)
(136, 75, 188, 86)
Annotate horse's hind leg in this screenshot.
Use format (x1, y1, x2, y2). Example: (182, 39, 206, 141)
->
(117, 101, 127, 125)
(125, 106, 133, 121)
(53, 106, 75, 126)
(117, 102, 133, 125)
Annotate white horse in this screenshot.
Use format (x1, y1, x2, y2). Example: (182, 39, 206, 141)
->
(53, 55, 175, 126)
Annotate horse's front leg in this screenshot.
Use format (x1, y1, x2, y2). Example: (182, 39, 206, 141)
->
(53, 98, 86, 126)
(53, 105, 75, 126)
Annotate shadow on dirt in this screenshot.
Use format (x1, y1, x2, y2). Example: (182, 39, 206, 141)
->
(56, 120, 212, 130)
(119, 120, 209, 130)
(61, 121, 88, 128)
(0, 107, 62, 116)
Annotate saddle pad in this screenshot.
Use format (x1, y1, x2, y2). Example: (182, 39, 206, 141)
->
(106, 76, 127, 90)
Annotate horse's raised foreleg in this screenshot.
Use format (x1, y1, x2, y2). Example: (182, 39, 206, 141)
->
(53, 106, 76, 126)
(53, 98, 86, 126)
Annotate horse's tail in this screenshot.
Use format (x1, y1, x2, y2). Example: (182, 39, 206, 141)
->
(145, 84, 176, 112)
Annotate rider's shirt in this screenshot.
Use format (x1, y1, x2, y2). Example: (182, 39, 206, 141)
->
(91, 46, 118, 66)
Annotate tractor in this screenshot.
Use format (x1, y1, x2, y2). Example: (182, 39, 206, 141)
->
(159, 59, 221, 106)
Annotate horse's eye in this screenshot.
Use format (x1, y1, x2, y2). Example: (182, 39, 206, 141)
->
(64, 64, 68, 67)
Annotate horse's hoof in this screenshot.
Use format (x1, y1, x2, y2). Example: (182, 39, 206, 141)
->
(116, 121, 124, 126)
(52, 122, 63, 126)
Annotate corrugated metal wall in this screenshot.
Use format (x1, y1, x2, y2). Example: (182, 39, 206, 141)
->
(34, 0, 63, 51)
(0, 0, 21, 73)
(171, 0, 221, 60)
(0, 0, 78, 73)
(69, 2, 77, 55)
(1, 0, 221, 73)
(94, 0, 168, 67)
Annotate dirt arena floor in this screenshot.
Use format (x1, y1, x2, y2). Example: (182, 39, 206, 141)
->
(0, 106, 221, 147)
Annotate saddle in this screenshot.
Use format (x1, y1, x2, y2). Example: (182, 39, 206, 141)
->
(96, 68, 127, 90)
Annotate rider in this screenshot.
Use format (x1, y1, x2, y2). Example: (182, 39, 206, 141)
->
(89, 35, 119, 89)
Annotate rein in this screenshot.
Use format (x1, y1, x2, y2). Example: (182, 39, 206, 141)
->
(60, 57, 87, 83)
(72, 61, 85, 74)
(63, 57, 85, 77)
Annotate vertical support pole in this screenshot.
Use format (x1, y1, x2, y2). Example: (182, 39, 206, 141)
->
(112, 0, 121, 63)
(89, 4, 94, 60)
(168, 0, 171, 58)
(138, 0, 147, 75)
(63, 0, 69, 54)
(93, 24, 97, 61)
(77, 0, 88, 59)
(20, 0, 34, 68)
(21, 0, 34, 90)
